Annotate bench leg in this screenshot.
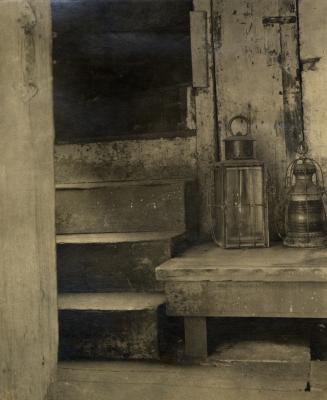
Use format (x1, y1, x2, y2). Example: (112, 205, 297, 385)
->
(184, 317, 207, 362)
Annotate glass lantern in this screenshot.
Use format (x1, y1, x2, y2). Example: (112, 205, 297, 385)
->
(212, 116, 269, 248)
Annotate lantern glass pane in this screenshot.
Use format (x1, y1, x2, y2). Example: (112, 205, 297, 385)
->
(225, 166, 266, 247)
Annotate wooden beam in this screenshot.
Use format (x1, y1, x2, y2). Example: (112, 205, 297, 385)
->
(0, 1, 57, 399)
(166, 281, 327, 318)
(184, 317, 208, 361)
(193, 0, 218, 239)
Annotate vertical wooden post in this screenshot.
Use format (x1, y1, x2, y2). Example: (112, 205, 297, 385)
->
(184, 317, 208, 361)
(0, 1, 58, 399)
(192, 0, 218, 240)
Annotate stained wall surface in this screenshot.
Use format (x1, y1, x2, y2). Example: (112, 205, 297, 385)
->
(299, 0, 327, 176)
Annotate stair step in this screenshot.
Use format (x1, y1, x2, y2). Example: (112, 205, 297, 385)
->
(55, 180, 197, 234)
(57, 232, 184, 293)
(56, 231, 182, 244)
(59, 293, 165, 361)
(56, 360, 314, 397)
(58, 292, 166, 311)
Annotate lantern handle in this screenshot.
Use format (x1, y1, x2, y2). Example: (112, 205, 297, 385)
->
(296, 141, 309, 158)
(228, 115, 251, 137)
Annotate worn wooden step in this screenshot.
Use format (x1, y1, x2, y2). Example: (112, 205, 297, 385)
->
(56, 180, 197, 234)
(56, 360, 315, 398)
(54, 137, 197, 184)
(56, 232, 185, 293)
(58, 293, 165, 361)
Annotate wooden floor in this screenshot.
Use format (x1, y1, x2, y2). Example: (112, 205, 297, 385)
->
(54, 361, 327, 400)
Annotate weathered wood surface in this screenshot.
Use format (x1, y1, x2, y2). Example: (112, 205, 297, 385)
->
(193, 0, 218, 239)
(52, 0, 192, 142)
(212, 0, 302, 229)
(55, 137, 197, 183)
(298, 0, 327, 177)
(57, 232, 182, 292)
(0, 1, 58, 399)
(59, 293, 164, 361)
(58, 293, 165, 311)
(310, 362, 327, 392)
(190, 11, 208, 88)
(56, 232, 182, 244)
(184, 317, 208, 360)
(165, 281, 327, 317)
(55, 361, 324, 399)
(156, 243, 327, 282)
(56, 180, 193, 234)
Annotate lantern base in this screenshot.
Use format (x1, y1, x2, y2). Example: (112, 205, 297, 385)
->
(283, 232, 327, 248)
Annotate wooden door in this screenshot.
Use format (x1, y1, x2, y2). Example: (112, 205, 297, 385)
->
(191, 0, 304, 237)
(212, 0, 303, 198)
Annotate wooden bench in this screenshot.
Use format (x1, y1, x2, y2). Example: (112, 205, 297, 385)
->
(156, 242, 327, 361)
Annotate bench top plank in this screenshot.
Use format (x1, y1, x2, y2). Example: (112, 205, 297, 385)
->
(156, 242, 327, 282)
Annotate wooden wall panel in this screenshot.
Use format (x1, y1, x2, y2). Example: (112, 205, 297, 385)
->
(0, 1, 58, 399)
(212, 0, 302, 219)
(298, 0, 327, 176)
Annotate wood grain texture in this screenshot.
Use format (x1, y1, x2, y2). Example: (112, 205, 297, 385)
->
(190, 11, 208, 88)
(156, 243, 327, 282)
(298, 0, 327, 178)
(0, 1, 57, 399)
(212, 0, 301, 234)
(56, 181, 188, 234)
(55, 361, 319, 399)
(165, 281, 327, 317)
(278, 0, 303, 154)
(193, 0, 218, 239)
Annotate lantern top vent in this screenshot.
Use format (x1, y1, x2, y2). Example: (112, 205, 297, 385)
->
(224, 115, 256, 160)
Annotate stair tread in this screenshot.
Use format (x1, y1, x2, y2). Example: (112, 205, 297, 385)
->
(58, 292, 166, 311)
(57, 360, 312, 394)
(56, 179, 190, 190)
(56, 231, 183, 244)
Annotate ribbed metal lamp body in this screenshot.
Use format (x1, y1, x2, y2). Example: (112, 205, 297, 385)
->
(284, 160, 327, 248)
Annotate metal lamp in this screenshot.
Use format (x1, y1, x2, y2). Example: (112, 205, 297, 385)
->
(284, 142, 327, 248)
(212, 115, 269, 248)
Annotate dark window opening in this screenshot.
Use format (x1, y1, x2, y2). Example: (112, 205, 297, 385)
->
(52, 0, 193, 144)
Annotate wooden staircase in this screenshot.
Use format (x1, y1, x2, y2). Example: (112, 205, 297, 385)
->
(56, 178, 197, 361)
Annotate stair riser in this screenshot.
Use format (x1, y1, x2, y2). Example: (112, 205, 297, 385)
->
(59, 309, 160, 360)
(57, 240, 171, 293)
(56, 184, 187, 233)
